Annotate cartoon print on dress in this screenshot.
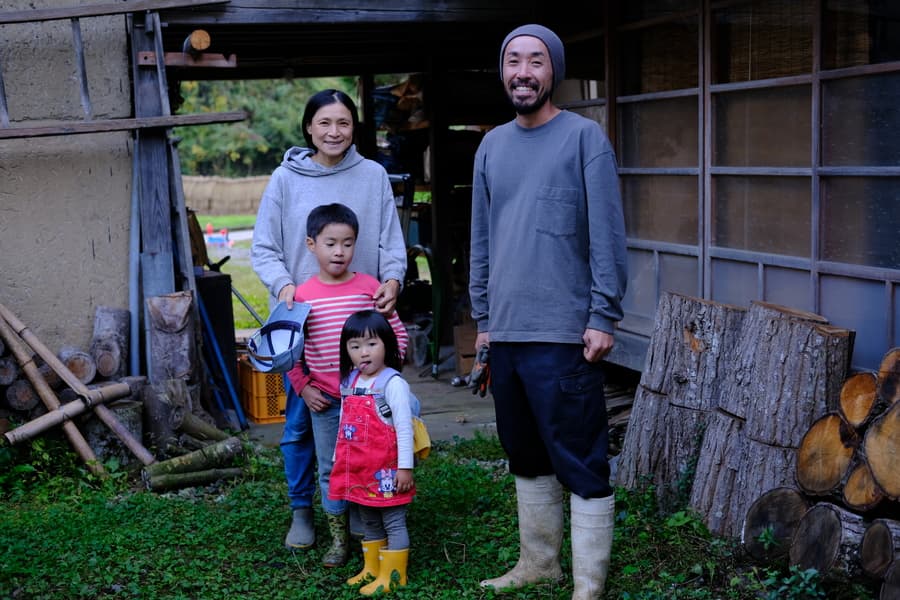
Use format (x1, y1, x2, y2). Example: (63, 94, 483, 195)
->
(375, 468, 396, 497)
(341, 423, 356, 440)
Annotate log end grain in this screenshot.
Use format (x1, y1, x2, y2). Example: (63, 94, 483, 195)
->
(842, 462, 884, 513)
(882, 559, 900, 600)
(877, 347, 900, 408)
(789, 504, 842, 573)
(840, 371, 878, 428)
(860, 520, 898, 579)
(742, 487, 810, 563)
(864, 402, 900, 500)
(796, 414, 858, 495)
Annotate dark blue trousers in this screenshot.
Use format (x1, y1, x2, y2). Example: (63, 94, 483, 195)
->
(490, 342, 612, 499)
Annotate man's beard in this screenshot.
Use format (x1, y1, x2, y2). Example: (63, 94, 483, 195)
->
(508, 87, 552, 115)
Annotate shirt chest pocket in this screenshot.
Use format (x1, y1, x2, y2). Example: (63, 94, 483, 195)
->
(535, 186, 579, 237)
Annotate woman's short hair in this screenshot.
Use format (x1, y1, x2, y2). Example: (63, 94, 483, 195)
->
(301, 89, 360, 150)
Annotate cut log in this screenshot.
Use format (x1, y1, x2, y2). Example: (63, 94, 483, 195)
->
(146, 292, 196, 384)
(639, 292, 746, 411)
(37, 363, 63, 390)
(145, 467, 244, 493)
(883, 559, 900, 600)
(842, 456, 885, 512)
(58, 346, 97, 385)
(5, 379, 39, 412)
(864, 401, 900, 500)
(860, 519, 900, 579)
(720, 301, 829, 420)
(90, 306, 129, 380)
(0, 356, 19, 386)
(789, 502, 866, 581)
(142, 378, 190, 456)
(78, 400, 143, 467)
(795, 413, 858, 496)
(689, 409, 745, 537)
(840, 371, 881, 429)
(142, 436, 243, 479)
(614, 387, 708, 510)
(732, 438, 798, 535)
(178, 411, 230, 442)
(741, 487, 810, 563)
(877, 347, 900, 408)
(743, 320, 852, 447)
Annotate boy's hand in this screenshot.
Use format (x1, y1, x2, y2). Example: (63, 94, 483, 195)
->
(394, 468, 414, 493)
(278, 283, 296, 309)
(301, 385, 330, 413)
(374, 279, 400, 314)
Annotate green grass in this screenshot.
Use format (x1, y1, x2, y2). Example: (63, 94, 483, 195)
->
(0, 434, 877, 600)
(196, 214, 257, 232)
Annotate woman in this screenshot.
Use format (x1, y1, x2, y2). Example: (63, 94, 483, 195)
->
(251, 89, 406, 567)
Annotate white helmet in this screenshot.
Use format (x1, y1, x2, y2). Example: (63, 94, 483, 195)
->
(247, 302, 311, 373)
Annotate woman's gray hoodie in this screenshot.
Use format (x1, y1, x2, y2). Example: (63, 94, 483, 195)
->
(251, 145, 406, 305)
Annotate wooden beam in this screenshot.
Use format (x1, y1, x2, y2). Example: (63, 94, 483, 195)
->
(138, 51, 237, 68)
(0, 0, 228, 25)
(0, 111, 246, 140)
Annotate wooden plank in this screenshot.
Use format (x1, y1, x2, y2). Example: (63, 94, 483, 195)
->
(0, 111, 246, 140)
(0, 0, 227, 25)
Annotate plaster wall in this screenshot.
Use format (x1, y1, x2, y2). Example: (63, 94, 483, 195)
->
(0, 1, 132, 353)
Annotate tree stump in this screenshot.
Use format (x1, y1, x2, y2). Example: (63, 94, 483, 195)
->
(142, 379, 189, 456)
(78, 400, 143, 466)
(90, 306, 130, 380)
(860, 518, 900, 579)
(840, 371, 881, 429)
(614, 387, 707, 510)
(789, 502, 866, 581)
(742, 487, 810, 563)
(58, 346, 97, 385)
(795, 413, 858, 496)
(864, 401, 900, 500)
(876, 348, 900, 408)
(639, 292, 746, 411)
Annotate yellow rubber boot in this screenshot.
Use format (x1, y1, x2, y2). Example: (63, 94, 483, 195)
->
(359, 548, 408, 596)
(346, 539, 387, 585)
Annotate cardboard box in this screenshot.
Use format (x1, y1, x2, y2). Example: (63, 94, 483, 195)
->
(453, 323, 478, 376)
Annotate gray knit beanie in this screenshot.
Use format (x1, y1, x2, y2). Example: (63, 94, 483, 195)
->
(499, 24, 566, 90)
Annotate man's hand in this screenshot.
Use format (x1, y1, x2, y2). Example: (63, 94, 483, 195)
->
(278, 283, 296, 309)
(468, 344, 491, 397)
(395, 468, 414, 493)
(474, 331, 490, 353)
(301, 385, 330, 413)
(583, 329, 614, 363)
(374, 279, 401, 314)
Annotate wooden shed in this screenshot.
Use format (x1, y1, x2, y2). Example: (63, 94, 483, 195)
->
(1, 0, 898, 377)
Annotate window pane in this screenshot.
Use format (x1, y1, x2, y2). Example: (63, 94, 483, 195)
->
(823, 73, 900, 166)
(711, 259, 758, 306)
(822, 177, 900, 269)
(713, 86, 810, 166)
(660, 253, 700, 297)
(565, 35, 605, 86)
(619, 19, 698, 95)
(622, 175, 697, 244)
(620, 97, 698, 167)
(764, 267, 812, 312)
(823, 0, 900, 69)
(568, 104, 607, 131)
(713, 176, 810, 256)
(713, 0, 812, 83)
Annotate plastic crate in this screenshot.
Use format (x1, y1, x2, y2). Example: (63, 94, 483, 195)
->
(237, 356, 286, 424)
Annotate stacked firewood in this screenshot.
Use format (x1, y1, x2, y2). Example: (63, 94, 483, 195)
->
(0, 300, 246, 492)
(743, 348, 900, 599)
(616, 292, 852, 539)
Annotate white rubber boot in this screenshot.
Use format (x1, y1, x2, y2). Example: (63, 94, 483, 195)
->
(570, 494, 615, 600)
(480, 475, 564, 591)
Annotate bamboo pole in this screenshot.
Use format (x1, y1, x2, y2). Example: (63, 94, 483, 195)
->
(145, 467, 244, 493)
(0, 317, 106, 477)
(142, 436, 243, 479)
(0, 302, 155, 465)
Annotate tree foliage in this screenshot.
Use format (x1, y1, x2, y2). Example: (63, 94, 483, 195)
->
(174, 77, 358, 176)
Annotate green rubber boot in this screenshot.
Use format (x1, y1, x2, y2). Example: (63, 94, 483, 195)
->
(322, 512, 349, 567)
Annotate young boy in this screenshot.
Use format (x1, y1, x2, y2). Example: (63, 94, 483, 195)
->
(286, 202, 408, 568)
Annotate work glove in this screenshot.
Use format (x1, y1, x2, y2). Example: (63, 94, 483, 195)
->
(468, 345, 490, 397)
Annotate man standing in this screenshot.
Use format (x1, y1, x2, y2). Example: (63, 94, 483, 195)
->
(468, 24, 627, 599)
